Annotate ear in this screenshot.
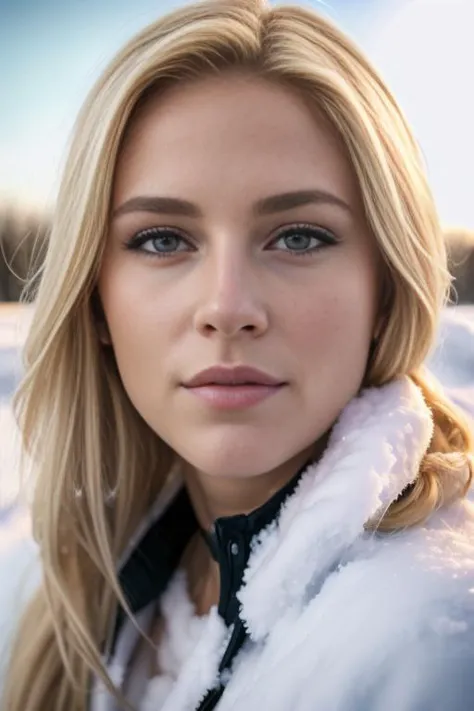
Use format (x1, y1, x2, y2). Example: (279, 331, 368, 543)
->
(90, 287, 112, 346)
(373, 316, 385, 343)
(373, 276, 394, 342)
(97, 321, 112, 346)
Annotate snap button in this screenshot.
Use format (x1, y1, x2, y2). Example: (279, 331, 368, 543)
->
(230, 542, 239, 556)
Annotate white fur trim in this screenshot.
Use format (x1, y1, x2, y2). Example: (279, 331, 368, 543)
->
(237, 376, 433, 639)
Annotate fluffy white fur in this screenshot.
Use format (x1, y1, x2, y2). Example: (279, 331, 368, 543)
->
(237, 376, 433, 639)
(3, 375, 474, 711)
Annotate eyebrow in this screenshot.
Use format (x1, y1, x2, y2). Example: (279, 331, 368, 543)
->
(111, 189, 352, 220)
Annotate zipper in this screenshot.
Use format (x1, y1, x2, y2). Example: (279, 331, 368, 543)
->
(195, 619, 248, 711)
(195, 524, 250, 710)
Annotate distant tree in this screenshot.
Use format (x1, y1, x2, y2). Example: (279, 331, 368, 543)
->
(0, 206, 50, 302)
(445, 227, 474, 305)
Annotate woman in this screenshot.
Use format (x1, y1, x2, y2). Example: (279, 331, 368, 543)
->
(2, 1, 474, 709)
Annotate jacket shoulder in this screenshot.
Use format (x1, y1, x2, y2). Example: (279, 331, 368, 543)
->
(230, 499, 474, 711)
(361, 494, 474, 611)
(365, 620, 474, 711)
(351, 495, 474, 709)
(362, 486, 474, 569)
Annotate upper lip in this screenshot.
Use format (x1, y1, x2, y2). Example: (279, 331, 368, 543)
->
(183, 365, 285, 387)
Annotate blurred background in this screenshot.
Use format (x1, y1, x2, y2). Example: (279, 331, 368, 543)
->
(0, 0, 473, 522)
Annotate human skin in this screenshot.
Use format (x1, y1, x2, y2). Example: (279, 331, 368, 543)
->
(98, 72, 382, 536)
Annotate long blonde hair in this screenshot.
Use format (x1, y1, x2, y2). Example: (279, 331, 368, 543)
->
(3, 1, 473, 709)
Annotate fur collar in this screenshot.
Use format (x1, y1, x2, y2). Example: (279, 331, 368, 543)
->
(236, 375, 433, 640)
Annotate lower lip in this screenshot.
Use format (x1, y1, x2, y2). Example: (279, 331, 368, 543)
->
(183, 384, 285, 410)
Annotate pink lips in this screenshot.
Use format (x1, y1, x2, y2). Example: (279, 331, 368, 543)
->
(182, 365, 286, 410)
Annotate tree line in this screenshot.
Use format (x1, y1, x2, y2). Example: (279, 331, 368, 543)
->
(0, 207, 49, 302)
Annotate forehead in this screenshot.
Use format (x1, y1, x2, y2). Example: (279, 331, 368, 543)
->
(113, 74, 361, 210)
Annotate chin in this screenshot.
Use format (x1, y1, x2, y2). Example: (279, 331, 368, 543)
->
(183, 448, 272, 480)
(172, 428, 306, 480)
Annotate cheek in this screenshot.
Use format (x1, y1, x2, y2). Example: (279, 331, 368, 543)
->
(97, 263, 176, 407)
(283, 269, 377, 441)
(285, 264, 378, 402)
(287, 273, 376, 353)
(99, 255, 184, 346)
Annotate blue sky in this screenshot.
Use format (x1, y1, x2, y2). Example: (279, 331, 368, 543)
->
(1, 0, 473, 228)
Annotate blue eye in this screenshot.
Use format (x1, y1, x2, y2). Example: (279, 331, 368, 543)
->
(270, 225, 337, 256)
(124, 228, 192, 257)
(123, 224, 338, 260)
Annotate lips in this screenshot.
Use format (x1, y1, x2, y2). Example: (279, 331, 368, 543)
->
(183, 365, 285, 388)
(182, 365, 286, 410)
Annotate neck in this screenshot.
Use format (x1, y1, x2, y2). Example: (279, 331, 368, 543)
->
(180, 435, 329, 532)
(179, 438, 327, 617)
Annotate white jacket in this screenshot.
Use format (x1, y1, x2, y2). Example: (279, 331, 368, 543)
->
(2, 375, 474, 711)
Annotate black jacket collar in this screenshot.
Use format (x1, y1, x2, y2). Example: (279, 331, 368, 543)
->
(112, 460, 309, 653)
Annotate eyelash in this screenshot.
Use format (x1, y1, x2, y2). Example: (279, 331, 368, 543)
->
(122, 223, 338, 259)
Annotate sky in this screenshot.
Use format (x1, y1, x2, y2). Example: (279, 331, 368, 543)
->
(0, 0, 473, 228)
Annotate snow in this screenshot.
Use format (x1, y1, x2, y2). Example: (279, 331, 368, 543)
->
(427, 306, 474, 419)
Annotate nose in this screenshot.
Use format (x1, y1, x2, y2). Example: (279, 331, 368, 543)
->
(193, 251, 269, 339)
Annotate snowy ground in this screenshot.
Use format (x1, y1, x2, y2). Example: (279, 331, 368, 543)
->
(0, 304, 473, 546)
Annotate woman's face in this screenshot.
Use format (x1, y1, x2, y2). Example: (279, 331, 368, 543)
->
(99, 74, 381, 479)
